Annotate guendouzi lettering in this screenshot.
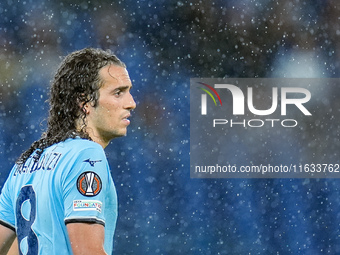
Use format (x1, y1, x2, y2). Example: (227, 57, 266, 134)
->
(14, 152, 62, 176)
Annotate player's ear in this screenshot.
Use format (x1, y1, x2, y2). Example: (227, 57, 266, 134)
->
(82, 102, 90, 114)
(78, 93, 91, 115)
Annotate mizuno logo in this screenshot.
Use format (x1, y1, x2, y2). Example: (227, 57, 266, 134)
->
(83, 159, 102, 167)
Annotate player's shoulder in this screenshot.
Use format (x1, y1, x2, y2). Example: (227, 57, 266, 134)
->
(61, 138, 103, 151)
(53, 138, 105, 159)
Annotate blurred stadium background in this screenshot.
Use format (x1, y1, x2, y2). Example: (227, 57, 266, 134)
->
(1, 0, 340, 254)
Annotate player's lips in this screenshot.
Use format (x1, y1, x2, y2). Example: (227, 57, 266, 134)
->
(122, 113, 131, 125)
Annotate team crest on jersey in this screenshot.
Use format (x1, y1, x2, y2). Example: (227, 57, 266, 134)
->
(77, 171, 102, 197)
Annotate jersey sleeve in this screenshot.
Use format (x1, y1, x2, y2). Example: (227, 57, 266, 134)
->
(62, 143, 112, 226)
(0, 169, 16, 231)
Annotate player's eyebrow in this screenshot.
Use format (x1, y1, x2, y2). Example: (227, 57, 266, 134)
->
(115, 85, 132, 91)
(110, 85, 133, 95)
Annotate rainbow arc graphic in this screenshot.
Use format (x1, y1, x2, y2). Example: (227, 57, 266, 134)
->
(197, 82, 222, 115)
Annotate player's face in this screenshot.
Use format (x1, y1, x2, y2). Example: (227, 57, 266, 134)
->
(85, 64, 136, 148)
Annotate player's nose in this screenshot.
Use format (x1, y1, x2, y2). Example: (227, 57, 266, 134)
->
(125, 92, 136, 110)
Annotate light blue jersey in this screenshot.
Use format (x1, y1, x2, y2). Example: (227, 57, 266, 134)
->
(0, 138, 117, 254)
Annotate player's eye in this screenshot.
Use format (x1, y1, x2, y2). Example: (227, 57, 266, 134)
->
(114, 90, 122, 96)
(113, 86, 130, 97)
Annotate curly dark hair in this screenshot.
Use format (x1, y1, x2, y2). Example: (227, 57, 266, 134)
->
(16, 48, 126, 165)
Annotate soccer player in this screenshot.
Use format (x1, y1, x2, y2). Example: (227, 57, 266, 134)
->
(0, 48, 136, 254)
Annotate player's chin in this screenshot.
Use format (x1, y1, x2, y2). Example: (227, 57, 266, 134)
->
(114, 128, 128, 138)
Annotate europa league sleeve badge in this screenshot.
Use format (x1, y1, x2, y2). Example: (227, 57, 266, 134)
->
(77, 171, 102, 197)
